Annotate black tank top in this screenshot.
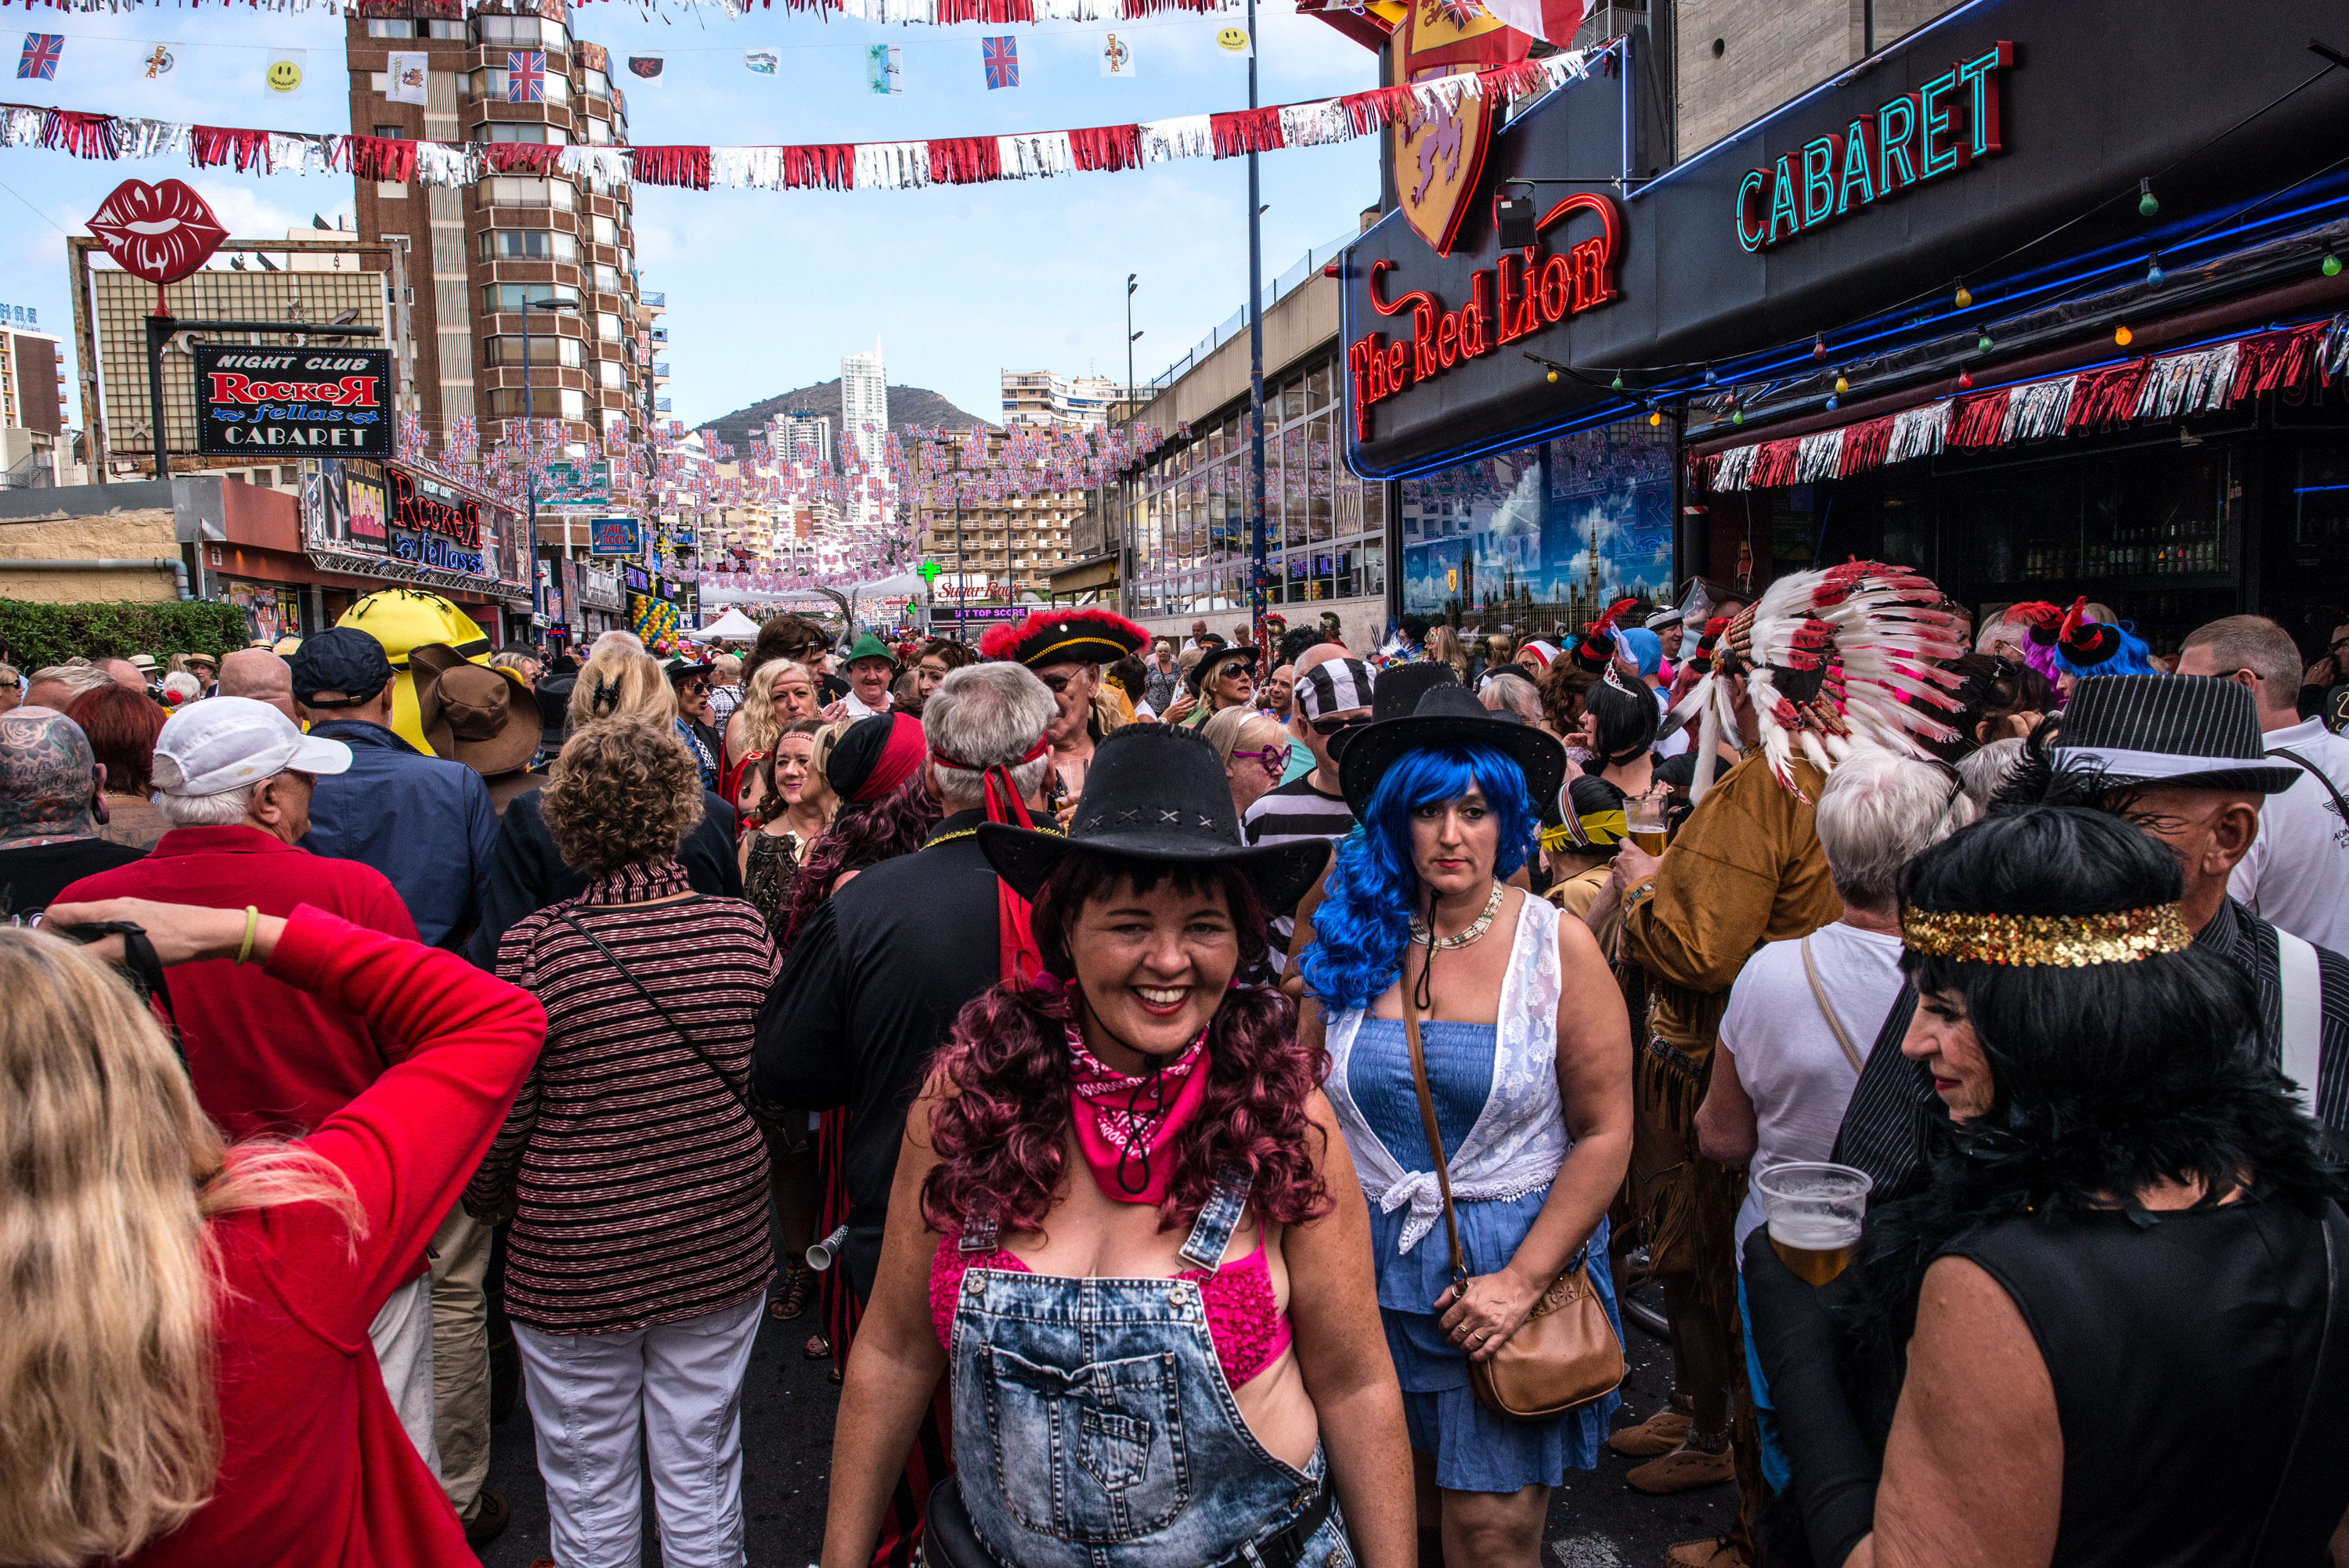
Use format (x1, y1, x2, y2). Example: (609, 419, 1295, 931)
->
(1943, 1199, 2343, 1567)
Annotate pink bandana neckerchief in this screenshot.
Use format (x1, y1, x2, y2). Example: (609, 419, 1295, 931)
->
(1065, 1021, 1210, 1205)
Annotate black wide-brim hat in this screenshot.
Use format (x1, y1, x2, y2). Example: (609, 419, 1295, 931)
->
(2053, 672, 2302, 795)
(979, 725, 1330, 911)
(1338, 681, 1569, 815)
(1186, 643, 1260, 694)
(1326, 660, 1459, 765)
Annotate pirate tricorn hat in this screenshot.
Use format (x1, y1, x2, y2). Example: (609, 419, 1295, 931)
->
(980, 607, 1149, 669)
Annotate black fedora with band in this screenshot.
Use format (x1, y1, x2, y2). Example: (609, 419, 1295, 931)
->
(978, 725, 1328, 912)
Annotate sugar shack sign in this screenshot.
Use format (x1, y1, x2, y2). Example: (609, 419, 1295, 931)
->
(195, 346, 392, 457)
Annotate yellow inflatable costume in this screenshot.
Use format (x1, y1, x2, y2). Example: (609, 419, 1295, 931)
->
(337, 589, 496, 754)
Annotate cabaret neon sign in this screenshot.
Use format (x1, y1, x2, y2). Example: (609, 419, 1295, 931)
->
(1348, 192, 1621, 442)
(1735, 41, 2015, 252)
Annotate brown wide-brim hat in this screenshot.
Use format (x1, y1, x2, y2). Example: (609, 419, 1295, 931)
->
(413, 643, 538, 775)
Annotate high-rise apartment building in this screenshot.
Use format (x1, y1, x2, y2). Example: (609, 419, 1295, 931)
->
(775, 410, 833, 468)
(345, 0, 666, 456)
(1001, 369, 1118, 429)
(839, 344, 887, 526)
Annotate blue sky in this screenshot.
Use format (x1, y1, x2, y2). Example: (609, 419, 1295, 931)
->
(0, 3, 1381, 432)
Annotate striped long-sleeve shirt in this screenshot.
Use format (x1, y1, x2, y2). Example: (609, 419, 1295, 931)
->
(469, 858, 778, 1333)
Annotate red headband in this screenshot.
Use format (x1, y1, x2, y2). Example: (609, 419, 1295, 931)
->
(929, 732, 1051, 982)
(853, 712, 927, 803)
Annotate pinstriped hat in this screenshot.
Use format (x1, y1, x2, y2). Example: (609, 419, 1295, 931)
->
(2053, 674, 2300, 795)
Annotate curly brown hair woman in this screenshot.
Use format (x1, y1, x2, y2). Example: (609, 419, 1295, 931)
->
(470, 713, 778, 1566)
(541, 716, 705, 875)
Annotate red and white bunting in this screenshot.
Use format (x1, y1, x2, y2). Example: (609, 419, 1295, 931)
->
(0, 46, 1604, 194)
(1702, 316, 2349, 493)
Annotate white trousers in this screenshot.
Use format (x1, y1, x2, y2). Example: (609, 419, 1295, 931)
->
(368, 1273, 442, 1481)
(513, 1290, 763, 1568)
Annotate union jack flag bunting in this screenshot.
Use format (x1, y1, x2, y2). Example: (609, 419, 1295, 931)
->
(980, 34, 1018, 90)
(17, 32, 64, 81)
(507, 50, 546, 103)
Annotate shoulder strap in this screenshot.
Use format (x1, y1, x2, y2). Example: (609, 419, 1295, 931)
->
(1802, 935, 1867, 1076)
(1402, 987, 1471, 1292)
(2248, 1202, 2348, 1567)
(2275, 928, 2323, 1119)
(2267, 746, 2349, 824)
(554, 909, 753, 1117)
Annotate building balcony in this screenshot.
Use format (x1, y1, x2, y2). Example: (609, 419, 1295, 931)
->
(641, 292, 665, 309)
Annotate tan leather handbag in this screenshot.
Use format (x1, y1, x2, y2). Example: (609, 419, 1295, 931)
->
(1402, 997, 1625, 1422)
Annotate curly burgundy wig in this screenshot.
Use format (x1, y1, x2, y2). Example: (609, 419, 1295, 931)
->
(774, 771, 942, 955)
(922, 849, 1331, 1240)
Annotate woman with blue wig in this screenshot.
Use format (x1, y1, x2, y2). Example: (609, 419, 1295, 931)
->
(1296, 683, 1634, 1567)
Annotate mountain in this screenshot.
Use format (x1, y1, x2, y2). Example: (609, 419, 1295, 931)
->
(698, 380, 997, 460)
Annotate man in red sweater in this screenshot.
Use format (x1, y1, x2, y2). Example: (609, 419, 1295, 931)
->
(52, 697, 462, 1518)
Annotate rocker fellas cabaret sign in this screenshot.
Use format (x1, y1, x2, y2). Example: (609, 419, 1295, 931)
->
(1348, 191, 1622, 443)
(195, 345, 392, 457)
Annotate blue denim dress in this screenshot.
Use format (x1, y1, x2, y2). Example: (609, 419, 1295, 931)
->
(1348, 1018, 1622, 1494)
(947, 1175, 1353, 1568)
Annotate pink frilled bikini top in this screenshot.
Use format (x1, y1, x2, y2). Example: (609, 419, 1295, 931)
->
(931, 1231, 1295, 1389)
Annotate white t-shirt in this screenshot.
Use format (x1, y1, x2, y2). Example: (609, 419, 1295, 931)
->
(1719, 921, 1906, 1265)
(2232, 718, 2349, 953)
(841, 689, 892, 719)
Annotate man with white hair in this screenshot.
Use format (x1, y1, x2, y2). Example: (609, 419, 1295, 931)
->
(49, 697, 449, 1488)
(22, 662, 115, 713)
(753, 661, 1056, 1565)
(756, 661, 1058, 1300)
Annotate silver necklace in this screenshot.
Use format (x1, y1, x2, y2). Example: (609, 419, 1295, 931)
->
(1409, 881, 1505, 950)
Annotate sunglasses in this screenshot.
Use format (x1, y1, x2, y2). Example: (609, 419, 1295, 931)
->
(1309, 714, 1370, 737)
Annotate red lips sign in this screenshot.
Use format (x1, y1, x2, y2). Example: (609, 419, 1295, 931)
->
(88, 178, 228, 285)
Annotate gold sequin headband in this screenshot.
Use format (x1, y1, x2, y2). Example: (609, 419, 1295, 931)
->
(1900, 903, 2193, 967)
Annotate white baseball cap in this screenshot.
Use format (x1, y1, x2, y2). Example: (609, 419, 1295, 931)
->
(152, 695, 354, 797)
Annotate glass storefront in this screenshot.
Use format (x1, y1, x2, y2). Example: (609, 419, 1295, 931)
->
(1126, 356, 1387, 618)
(1399, 415, 1675, 630)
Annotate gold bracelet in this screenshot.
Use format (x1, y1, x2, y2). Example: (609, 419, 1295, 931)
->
(235, 905, 259, 966)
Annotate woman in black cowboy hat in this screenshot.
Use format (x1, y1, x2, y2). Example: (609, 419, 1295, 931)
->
(820, 725, 1413, 1568)
(1294, 683, 1633, 1568)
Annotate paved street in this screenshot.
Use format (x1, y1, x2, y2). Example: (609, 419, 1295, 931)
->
(478, 1279, 1730, 1568)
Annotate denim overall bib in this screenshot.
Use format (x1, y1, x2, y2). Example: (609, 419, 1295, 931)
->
(948, 1177, 1352, 1568)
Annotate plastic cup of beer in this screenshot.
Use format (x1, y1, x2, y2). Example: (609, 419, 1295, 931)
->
(1753, 1161, 1873, 1285)
(1626, 788, 1669, 856)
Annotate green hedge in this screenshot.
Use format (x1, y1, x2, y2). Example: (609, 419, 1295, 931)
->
(0, 599, 250, 672)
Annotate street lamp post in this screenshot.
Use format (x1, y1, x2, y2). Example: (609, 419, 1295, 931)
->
(1124, 272, 1142, 620)
(1245, 0, 1268, 651)
(520, 294, 578, 567)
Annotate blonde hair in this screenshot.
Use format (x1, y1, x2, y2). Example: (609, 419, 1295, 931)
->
(736, 659, 816, 759)
(0, 930, 361, 1566)
(1202, 704, 1279, 770)
(566, 646, 677, 733)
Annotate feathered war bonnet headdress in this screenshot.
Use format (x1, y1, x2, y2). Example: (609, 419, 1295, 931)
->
(1665, 561, 1972, 803)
